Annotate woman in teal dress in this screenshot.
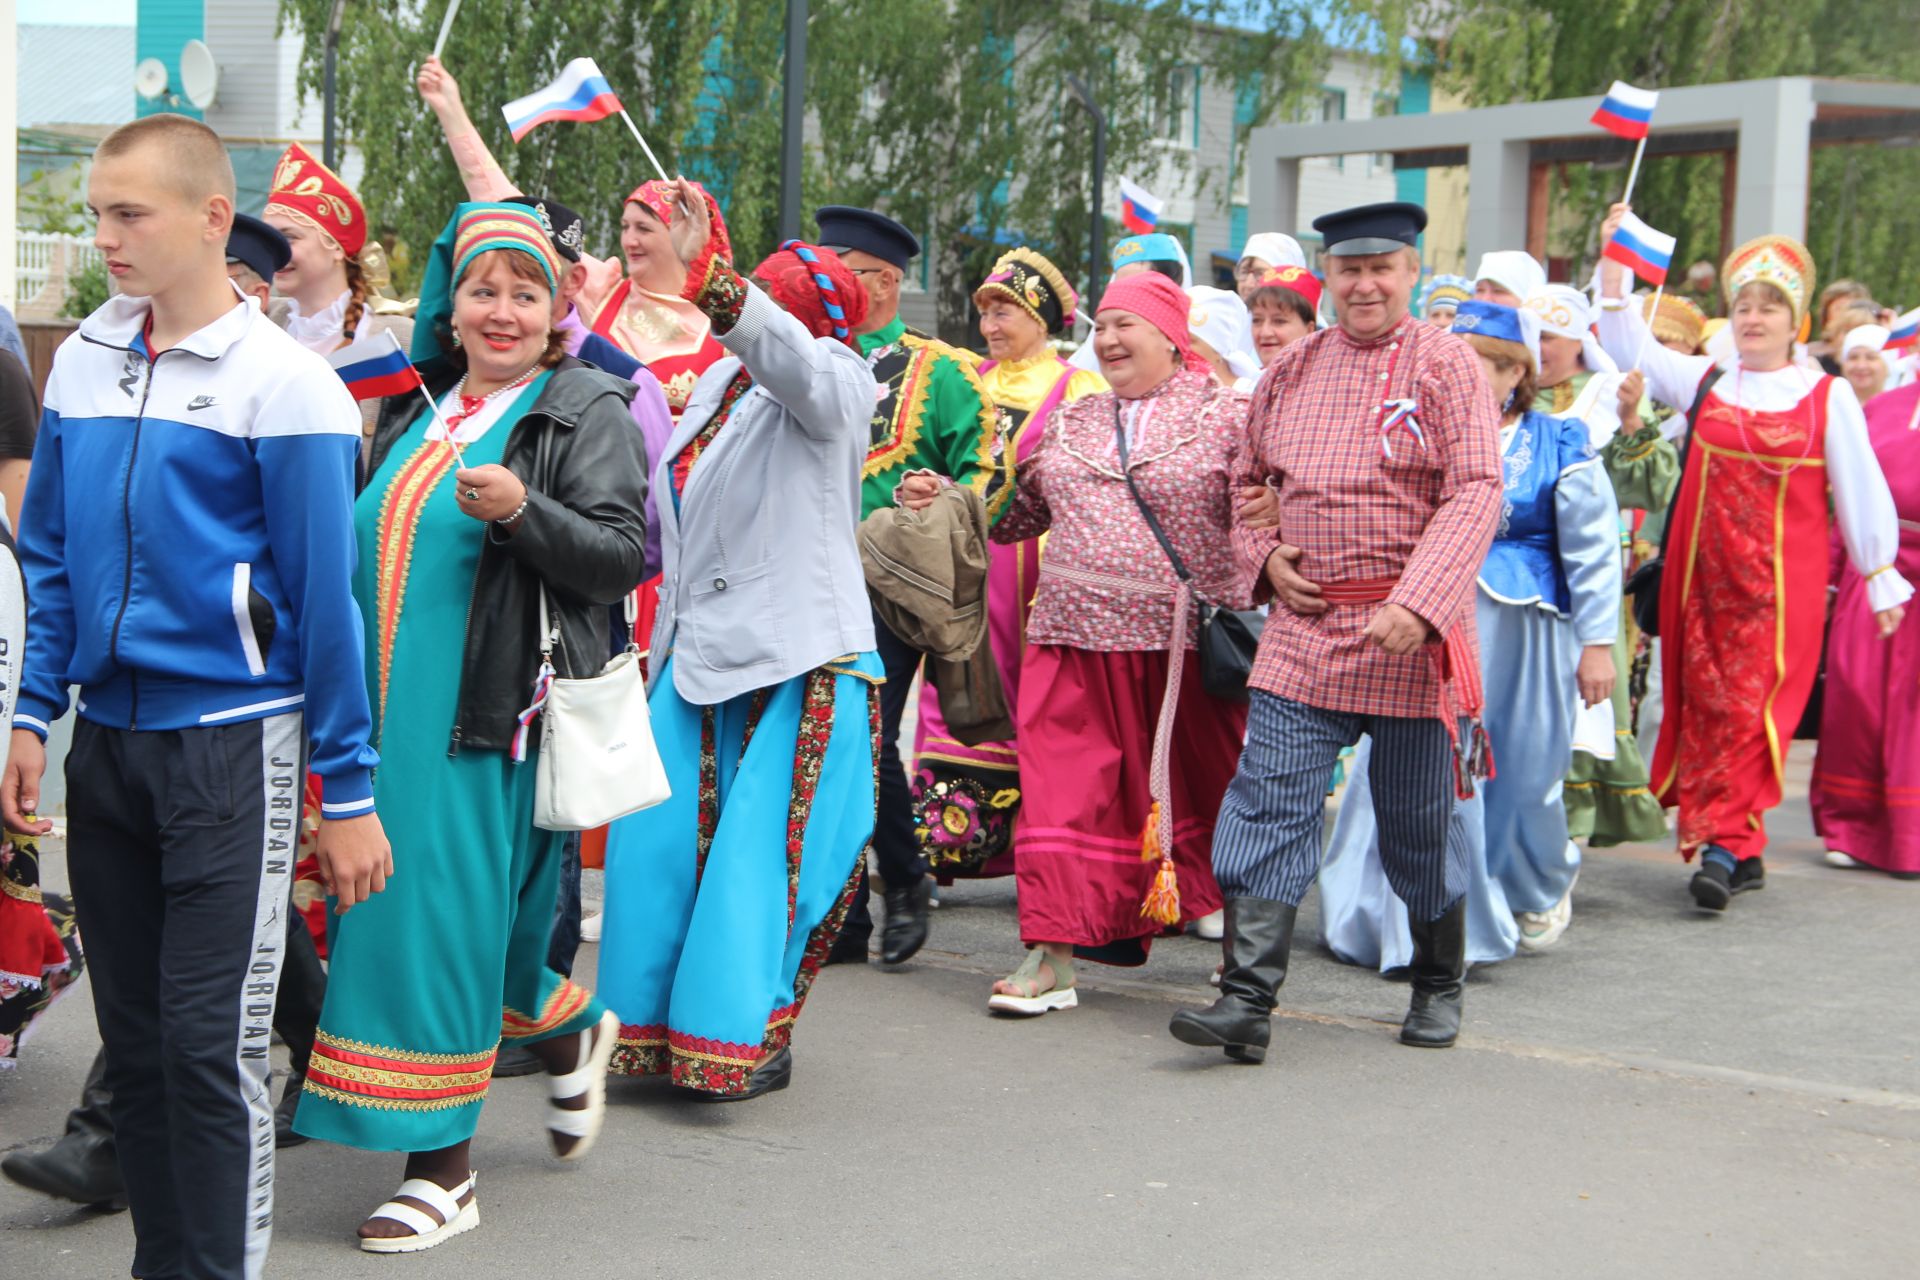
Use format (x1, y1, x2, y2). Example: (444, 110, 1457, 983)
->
(294, 203, 652, 1253)
(598, 181, 882, 1100)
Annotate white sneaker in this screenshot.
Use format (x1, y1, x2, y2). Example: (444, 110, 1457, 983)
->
(1193, 909, 1225, 941)
(579, 912, 603, 944)
(1823, 850, 1864, 870)
(1516, 879, 1575, 953)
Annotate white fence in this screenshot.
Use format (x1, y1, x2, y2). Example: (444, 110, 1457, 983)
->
(15, 232, 104, 309)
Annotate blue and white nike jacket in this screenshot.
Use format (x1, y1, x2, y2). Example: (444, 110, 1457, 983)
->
(15, 289, 380, 816)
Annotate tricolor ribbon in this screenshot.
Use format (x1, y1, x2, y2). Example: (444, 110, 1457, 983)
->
(1377, 399, 1425, 457)
(511, 659, 555, 762)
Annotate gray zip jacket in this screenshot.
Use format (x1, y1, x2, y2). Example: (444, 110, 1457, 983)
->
(649, 281, 877, 705)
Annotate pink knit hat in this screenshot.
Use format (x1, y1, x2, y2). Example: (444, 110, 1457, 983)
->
(1095, 272, 1211, 376)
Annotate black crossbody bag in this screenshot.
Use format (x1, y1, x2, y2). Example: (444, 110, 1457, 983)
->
(1624, 367, 1724, 637)
(1114, 405, 1264, 702)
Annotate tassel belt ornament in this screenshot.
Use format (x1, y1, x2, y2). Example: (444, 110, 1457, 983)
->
(1317, 576, 1493, 800)
(1039, 559, 1190, 925)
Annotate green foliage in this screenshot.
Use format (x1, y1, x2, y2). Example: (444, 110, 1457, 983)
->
(278, 0, 1333, 338)
(62, 260, 110, 320)
(18, 177, 90, 237)
(1351, 0, 1920, 301)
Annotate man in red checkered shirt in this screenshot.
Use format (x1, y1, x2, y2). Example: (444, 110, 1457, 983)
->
(1170, 202, 1501, 1062)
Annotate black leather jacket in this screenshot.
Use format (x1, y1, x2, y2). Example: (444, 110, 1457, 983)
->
(365, 356, 648, 755)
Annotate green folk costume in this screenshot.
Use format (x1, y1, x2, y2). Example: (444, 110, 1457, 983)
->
(855, 315, 1006, 521)
(295, 378, 606, 1151)
(1557, 372, 1680, 847)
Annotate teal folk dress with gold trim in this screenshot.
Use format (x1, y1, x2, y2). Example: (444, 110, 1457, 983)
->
(295, 377, 606, 1151)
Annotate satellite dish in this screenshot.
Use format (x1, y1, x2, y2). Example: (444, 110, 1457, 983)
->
(180, 40, 220, 110)
(134, 58, 170, 101)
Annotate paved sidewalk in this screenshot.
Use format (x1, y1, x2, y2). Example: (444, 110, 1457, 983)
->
(4, 745, 1916, 1277)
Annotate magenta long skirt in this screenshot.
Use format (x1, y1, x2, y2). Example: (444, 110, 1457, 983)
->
(1811, 532, 1920, 874)
(1013, 644, 1245, 964)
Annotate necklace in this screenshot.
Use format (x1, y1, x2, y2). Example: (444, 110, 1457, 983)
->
(446, 363, 542, 429)
(1731, 363, 1820, 478)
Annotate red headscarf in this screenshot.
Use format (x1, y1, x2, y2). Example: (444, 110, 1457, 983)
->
(625, 178, 733, 268)
(1095, 272, 1211, 376)
(751, 243, 868, 346)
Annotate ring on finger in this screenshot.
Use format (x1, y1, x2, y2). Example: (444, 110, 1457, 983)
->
(466, 487, 481, 501)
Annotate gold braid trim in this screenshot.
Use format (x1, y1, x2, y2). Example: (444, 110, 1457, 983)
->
(301, 1080, 490, 1113)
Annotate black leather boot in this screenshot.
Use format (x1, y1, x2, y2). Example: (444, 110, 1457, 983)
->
(1168, 899, 1295, 1063)
(880, 876, 931, 966)
(1400, 900, 1466, 1048)
(0, 1048, 126, 1210)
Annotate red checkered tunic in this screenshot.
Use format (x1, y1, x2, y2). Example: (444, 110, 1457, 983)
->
(1233, 313, 1502, 719)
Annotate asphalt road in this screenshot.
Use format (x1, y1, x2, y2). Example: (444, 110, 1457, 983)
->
(3, 744, 1916, 1278)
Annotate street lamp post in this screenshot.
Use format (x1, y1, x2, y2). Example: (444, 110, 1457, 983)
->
(779, 0, 808, 242)
(1065, 73, 1107, 309)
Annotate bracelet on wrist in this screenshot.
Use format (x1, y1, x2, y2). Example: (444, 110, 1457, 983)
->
(494, 495, 530, 527)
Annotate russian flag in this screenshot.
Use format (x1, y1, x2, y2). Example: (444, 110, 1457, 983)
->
(501, 58, 624, 143)
(1603, 211, 1676, 287)
(1591, 81, 1659, 141)
(1119, 177, 1162, 236)
(1885, 307, 1920, 352)
(327, 330, 424, 402)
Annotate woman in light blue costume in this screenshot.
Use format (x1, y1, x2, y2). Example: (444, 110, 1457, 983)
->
(296, 203, 652, 1252)
(1320, 301, 1620, 970)
(599, 181, 882, 1100)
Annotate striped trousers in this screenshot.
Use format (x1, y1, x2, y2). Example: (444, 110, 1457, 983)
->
(1212, 691, 1467, 922)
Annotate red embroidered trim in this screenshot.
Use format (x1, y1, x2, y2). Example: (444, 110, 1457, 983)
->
(501, 979, 592, 1039)
(684, 252, 748, 333)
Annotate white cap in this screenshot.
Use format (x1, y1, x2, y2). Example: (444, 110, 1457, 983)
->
(1240, 233, 1307, 272)
(1473, 250, 1546, 304)
(1188, 286, 1262, 382)
(1526, 283, 1617, 374)
(1842, 324, 1891, 362)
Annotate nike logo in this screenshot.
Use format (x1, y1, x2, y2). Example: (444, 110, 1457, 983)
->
(187, 395, 218, 412)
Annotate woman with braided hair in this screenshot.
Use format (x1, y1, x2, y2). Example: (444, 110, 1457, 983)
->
(263, 143, 412, 435)
(597, 180, 884, 1100)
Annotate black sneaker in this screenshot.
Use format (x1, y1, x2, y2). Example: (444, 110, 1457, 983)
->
(1689, 858, 1734, 911)
(1730, 856, 1766, 894)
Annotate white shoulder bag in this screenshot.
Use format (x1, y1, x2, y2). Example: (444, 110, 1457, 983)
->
(527, 582, 671, 832)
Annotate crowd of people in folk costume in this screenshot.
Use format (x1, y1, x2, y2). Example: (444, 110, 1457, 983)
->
(0, 52, 1915, 1278)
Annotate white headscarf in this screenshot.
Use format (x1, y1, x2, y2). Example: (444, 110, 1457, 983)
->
(1842, 324, 1891, 363)
(1473, 251, 1546, 305)
(1525, 283, 1617, 375)
(1188, 286, 1262, 383)
(1240, 233, 1307, 272)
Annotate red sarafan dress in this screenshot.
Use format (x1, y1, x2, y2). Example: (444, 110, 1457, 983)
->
(1651, 374, 1832, 860)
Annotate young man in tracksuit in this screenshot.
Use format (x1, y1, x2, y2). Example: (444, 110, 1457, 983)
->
(0, 114, 391, 1280)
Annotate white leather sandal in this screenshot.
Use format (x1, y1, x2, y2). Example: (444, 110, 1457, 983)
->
(546, 1008, 619, 1160)
(358, 1172, 479, 1254)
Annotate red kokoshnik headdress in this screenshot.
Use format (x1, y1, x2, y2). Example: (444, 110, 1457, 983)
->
(264, 142, 367, 258)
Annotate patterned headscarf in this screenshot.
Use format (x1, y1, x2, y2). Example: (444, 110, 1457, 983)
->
(751, 241, 868, 346)
(974, 247, 1077, 335)
(1419, 274, 1472, 318)
(411, 202, 564, 363)
(624, 178, 734, 269)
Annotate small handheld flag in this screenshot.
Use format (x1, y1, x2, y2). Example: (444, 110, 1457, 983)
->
(1603, 212, 1676, 287)
(326, 330, 423, 401)
(1118, 178, 1163, 236)
(502, 58, 624, 143)
(1591, 81, 1659, 141)
(1885, 307, 1920, 352)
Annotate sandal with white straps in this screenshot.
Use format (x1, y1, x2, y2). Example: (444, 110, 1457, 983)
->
(546, 1008, 619, 1160)
(358, 1171, 479, 1254)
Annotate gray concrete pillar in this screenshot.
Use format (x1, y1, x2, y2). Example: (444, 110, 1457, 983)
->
(1733, 77, 1813, 245)
(1466, 137, 1531, 267)
(1248, 143, 1301, 247)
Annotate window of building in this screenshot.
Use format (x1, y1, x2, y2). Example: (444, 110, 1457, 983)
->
(1316, 87, 1346, 172)
(1156, 65, 1199, 147)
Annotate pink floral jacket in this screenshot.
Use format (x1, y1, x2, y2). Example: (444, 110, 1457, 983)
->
(994, 369, 1254, 651)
